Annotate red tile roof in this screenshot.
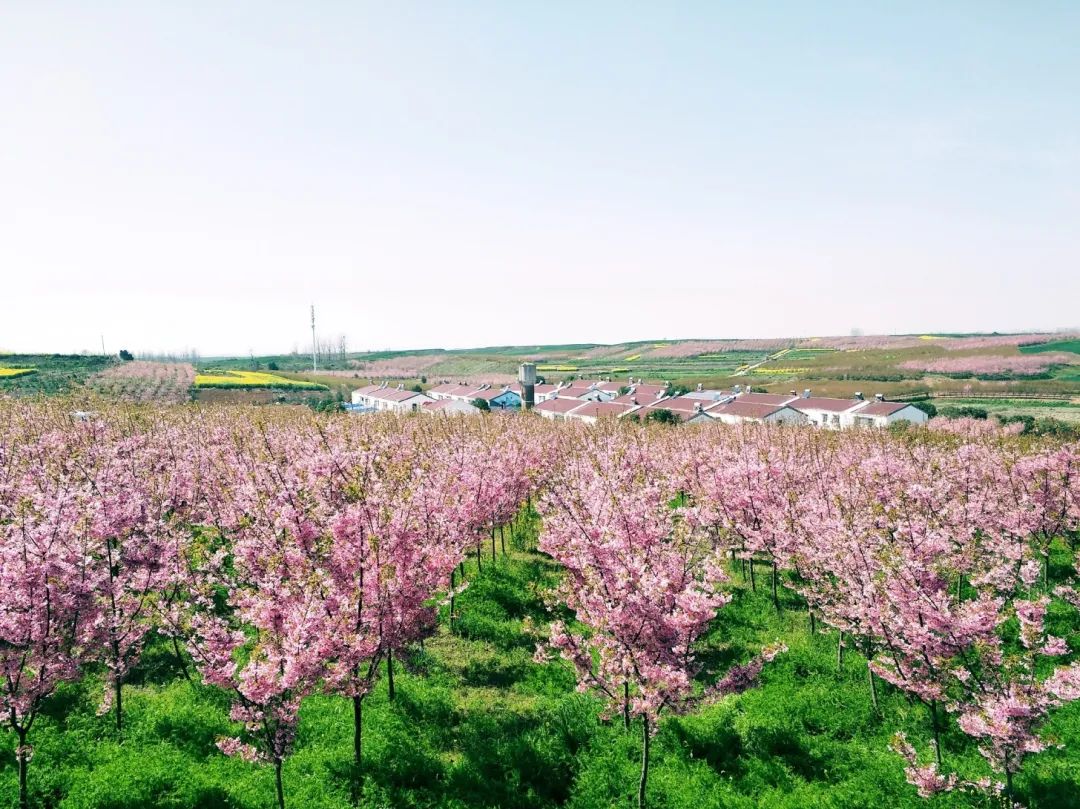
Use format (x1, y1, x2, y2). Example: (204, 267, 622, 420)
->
(735, 392, 798, 406)
(422, 399, 456, 410)
(534, 398, 586, 414)
(629, 384, 666, 399)
(592, 381, 625, 392)
(712, 401, 788, 419)
(568, 401, 636, 419)
(790, 397, 862, 413)
(367, 388, 428, 403)
(553, 382, 595, 398)
(852, 401, 910, 417)
(428, 383, 461, 395)
(648, 395, 717, 413)
(469, 387, 517, 401)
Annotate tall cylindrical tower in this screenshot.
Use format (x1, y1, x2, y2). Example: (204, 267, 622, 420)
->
(518, 362, 536, 410)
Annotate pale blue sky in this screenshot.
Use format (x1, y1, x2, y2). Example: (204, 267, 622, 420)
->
(2, 2, 1078, 354)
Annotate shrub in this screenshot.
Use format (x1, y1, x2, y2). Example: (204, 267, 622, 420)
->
(911, 401, 937, 418)
(646, 408, 679, 425)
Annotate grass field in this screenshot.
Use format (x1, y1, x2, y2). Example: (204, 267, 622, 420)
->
(0, 354, 118, 396)
(932, 398, 1080, 423)
(4, 524, 1078, 809)
(1021, 339, 1080, 355)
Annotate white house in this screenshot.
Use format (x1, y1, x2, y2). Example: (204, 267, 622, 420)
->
(533, 397, 588, 421)
(422, 398, 480, 416)
(787, 393, 865, 429)
(843, 398, 929, 429)
(635, 395, 719, 424)
(564, 400, 639, 424)
(351, 383, 434, 413)
(708, 401, 807, 425)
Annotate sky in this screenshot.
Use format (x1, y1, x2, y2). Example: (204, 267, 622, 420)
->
(2, 2, 1078, 356)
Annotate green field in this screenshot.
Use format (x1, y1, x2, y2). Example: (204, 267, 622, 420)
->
(1021, 339, 1080, 355)
(932, 398, 1080, 423)
(0, 354, 118, 396)
(5, 518, 1078, 809)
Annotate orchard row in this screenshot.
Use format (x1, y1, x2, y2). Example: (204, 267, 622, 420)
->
(1, 402, 1078, 808)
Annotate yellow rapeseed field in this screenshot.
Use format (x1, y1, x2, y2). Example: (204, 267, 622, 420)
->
(194, 371, 327, 390)
(0, 368, 36, 378)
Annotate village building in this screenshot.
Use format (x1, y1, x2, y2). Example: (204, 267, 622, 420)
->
(635, 395, 718, 424)
(564, 400, 639, 424)
(421, 398, 480, 415)
(468, 386, 522, 409)
(708, 401, 807, 425)
(844, 398, 929, 428)
(351, 384, 434, 413)
(533, 397, 588, 421)
(787, 393, 865, 428)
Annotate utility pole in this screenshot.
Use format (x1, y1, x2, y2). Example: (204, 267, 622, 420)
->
(310, 305, 317, 373)
(100, 334, 106, 356)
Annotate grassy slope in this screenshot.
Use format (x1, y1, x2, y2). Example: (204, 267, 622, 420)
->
(1021, 340, 1080, 356)
(0, 355, 117, 396)
(3, 519, 1078, 809)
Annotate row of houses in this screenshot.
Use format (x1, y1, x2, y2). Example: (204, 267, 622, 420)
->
(351, 379, 928, 429)
(533, 387, 928, 428)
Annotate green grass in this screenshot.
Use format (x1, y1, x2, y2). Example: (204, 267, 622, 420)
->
(935, 398, 1080, 423)
(1021, 340, 1080, 356)
(2, 526, 1079, 808)
(0, 354, 117, 396)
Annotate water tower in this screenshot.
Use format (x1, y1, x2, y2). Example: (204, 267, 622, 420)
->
(518, 362, 537, 410)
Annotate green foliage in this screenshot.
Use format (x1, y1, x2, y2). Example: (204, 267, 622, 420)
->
(2, 548, 1078, 809)
(0, 354, 117, 396)
(646, 408, 680, 425)
(938, 405, 988, 420)
(912, 401, 937, 418)
(1020, 339, 1080, 356)
(471, 398, 491, 412)
(118, 349, 134, 362)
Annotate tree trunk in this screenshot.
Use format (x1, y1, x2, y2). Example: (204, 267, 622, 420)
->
(387, 649, 396, 701)
(500, 524, 506, 555)
(867, 659, 879, 714)
(623, 682, 631, 730)
(114, 674, 124, 733)
(16, 727, 29, 809)
(274, 758, 286, 809)
(638, 716, 650, 809)
(449, 568, 456, 629)
(476, 541, 482, 571)
(749, 558, 757, 592)
(931, 700, 942, 766)
(171, 636, 193, 684)
(809, 608, 816, 635)
(353, 694, 363, 769)
(770, 561, 779, 609)
(837, 631, 844, 670)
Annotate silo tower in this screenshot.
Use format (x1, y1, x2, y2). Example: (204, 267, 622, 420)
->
(518, 362, 537, 410)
